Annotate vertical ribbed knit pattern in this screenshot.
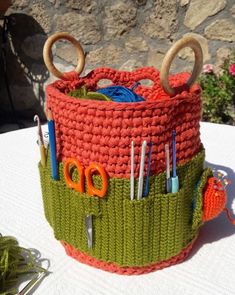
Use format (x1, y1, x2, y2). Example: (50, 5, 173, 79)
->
(39, 148, 211, 267)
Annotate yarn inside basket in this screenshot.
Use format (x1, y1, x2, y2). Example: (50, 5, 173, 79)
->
(97, 85, 144, 102)
(68, 84, 144, 102)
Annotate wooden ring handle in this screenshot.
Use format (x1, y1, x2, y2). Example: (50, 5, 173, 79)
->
(43, 32, 85, 79)
(160, 37, 203, 97)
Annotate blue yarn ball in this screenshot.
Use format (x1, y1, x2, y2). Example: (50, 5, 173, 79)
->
(97, 85, 144, 103)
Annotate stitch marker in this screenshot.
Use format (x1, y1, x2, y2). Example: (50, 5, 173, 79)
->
(165, 143, 171, 193)
(144, 142, 152, 197)
(137, 140, 147, 200)
(130, 141, 135, 200)
(171, 130, 179, 193)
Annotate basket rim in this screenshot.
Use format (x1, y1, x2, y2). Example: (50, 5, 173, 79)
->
(46, 67, 201, 111)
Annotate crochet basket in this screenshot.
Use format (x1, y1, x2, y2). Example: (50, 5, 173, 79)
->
(38, 33, 227, 275)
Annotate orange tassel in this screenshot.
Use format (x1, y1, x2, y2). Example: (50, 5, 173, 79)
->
(223, 208, 235, 225)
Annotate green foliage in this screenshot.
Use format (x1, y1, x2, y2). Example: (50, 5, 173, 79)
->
(198, 52, 235, 125)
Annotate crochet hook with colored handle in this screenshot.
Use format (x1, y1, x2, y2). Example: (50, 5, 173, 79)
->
(47, 109, 59, 180)
(171, 130, 179, 193)
(130, 141, 135, 200)
(144, 142, 152, 197)
(165, 143, 171, 193)
(137, 140, 147, 200)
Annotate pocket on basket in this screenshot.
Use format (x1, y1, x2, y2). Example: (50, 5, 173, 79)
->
(123, 188, 186, 267)
(53, 177, 101, 251)
(38, 161, 54, 226)
(123, 196, 155, 266)
(192, 167, 213, 230)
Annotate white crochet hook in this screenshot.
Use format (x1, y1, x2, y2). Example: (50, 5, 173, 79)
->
(137, 140, 147, 200)
(130, 141, 135, 200)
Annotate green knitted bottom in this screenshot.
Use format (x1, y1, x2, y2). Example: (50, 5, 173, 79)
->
(39, 149, 211, 267)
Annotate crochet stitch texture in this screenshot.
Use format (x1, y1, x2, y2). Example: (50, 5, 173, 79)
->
(39, 67, 213, 274)
(39, 149, 211, 269)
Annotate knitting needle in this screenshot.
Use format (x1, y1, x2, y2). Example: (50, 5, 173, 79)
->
(144, 142, 152, 197)
(137, 140, 147, 200)
(85, 215, 93, 249)
(34, 115, 46, 167)
(47, 109, 59, 180)
(130, 141, 135, 200)
(171, 130, 179, 193)
(165, 143, 171, 193)
(18, 272, 46, 295)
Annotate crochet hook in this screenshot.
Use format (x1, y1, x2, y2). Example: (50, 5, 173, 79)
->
(85, 215, 93, 249)
(47, 109, 59, 180)
(18, 272, 46, 295)
(171, 130, 179, 193)
(165, 143, 171, 193)
(34, 115, 46, 167)
(130, 141, 135, 200)
(144, 142, 152, 197)
(137, 140, 147, 200)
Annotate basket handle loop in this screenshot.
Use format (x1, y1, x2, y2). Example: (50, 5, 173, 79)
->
(160, 37, 203, 97)
(43, 32, 85, 79)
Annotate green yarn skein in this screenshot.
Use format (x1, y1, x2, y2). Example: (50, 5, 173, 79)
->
(69, 86, 111, 101)
(0, 234, 46, 295)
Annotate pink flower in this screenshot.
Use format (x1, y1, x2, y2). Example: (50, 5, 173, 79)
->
(202, 64, 214, 74)
(229, 64, 235, 76)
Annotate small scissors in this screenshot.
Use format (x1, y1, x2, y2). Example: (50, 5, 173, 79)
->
(63, 158, 108, 198)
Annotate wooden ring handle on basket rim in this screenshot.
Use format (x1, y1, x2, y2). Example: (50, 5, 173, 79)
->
(43, 32, 85, 79)
(160, 37, 203, 97)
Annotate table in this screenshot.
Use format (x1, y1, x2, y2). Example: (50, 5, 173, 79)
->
(1, 122, 235, 295)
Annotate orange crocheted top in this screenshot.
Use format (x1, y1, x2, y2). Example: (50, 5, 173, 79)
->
(46, 67, 202, 178)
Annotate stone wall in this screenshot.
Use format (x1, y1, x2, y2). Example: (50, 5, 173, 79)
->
(1, 0, 235, 121)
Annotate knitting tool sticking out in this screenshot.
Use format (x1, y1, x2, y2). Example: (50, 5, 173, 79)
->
(137, 140, 147, 200)
(171, 130, 179, 193)
(34, 115, 46, 167)
(18, 272, 47, 295)
(144, 142, 152, 197)
(47, 109, 59, 180)
(97, 84, 144, 103)
(85, 215, 93, 249)
(165, 143, 171, 193)
(130, 141, 135, 200)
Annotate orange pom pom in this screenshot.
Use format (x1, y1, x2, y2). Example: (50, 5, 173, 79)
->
(203, 177, 226, 222)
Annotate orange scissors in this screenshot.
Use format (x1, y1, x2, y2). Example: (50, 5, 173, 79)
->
(63, 158, 108, 198)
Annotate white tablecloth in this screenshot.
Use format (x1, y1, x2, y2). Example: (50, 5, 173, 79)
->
(1, 122, 235, 295)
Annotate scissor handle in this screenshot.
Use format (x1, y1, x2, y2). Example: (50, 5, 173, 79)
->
(43, 32, 85, 79)
(160, 36, 203, 97)
(64, 158, 85, 193)
(85, 163, 108, 198)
